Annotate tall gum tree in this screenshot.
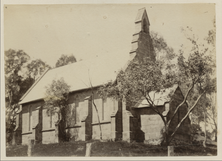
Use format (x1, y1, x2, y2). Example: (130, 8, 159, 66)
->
(98, 30, 216, 146)
(55, 54, 77, 68)
(5, 49, 30, 143)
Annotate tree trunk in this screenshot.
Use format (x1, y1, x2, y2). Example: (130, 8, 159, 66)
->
(203, 109, 207, 148)
(92, 98, 102, 140)
(169, 91, 205, 144)
(89, 80, 102, 140)
(215, 131, 217, 142)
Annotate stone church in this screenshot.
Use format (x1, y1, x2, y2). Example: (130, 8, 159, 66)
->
(13, 8, 191, 145)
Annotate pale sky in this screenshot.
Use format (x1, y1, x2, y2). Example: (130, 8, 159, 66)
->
(4, 4, 215, 67)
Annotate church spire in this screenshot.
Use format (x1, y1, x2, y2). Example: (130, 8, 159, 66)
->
(135, 8, 150, 34)
(130, 8, 155, 62)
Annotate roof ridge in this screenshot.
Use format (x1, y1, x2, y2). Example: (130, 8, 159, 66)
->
(50, 54, 107, 71)
(19, 68, 50, 104)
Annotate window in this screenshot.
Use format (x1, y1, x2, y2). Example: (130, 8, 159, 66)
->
(92, 98, 111, 123)
(42, 108, 54, 130)
(70, 103, 80, 125)
(103, 98, 111, 121)
(92, 98, 102, 123)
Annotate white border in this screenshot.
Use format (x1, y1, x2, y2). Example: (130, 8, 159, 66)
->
(1, 0, 222, 160)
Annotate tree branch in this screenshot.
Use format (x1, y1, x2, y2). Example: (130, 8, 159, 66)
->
(166, 81, 195, 127)
(88, 70, 102, 140)
(144, 94, 166, 125)
(168, 90, 206, 143)
(144, 96, 160, 115)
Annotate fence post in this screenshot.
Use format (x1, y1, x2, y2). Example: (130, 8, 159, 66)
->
(168, 146, 174, 156)
(85, 143, 92, 157)
(27, 139, 34, 157)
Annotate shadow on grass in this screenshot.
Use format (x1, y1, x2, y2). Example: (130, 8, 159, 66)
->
(6, 144, 28, 157)
(6, 140, 217, 157)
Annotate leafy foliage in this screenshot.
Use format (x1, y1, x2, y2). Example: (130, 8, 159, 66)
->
(178, 26, 216, 144)
(5, 49, 30, 106)
(99, 57, 175, 108)
(99, 29, 216, 146)
(55, 54, 77, 67)
(44, 78, 71, 141)
(26, 59, 51, 80)
(151, 31, 176, 61)
(5, 49, 30, 143)
(44, 78, 70, 115)
(5, 49, 51, 144)
(206, 18, 216, 47)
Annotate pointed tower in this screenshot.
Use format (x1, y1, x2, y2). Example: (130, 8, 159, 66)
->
(130, 8, 155, 62)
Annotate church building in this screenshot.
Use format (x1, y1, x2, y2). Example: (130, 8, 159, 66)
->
(13, 8, 191, 145)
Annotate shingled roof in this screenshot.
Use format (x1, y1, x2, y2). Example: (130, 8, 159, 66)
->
(20, 51, 132, 104)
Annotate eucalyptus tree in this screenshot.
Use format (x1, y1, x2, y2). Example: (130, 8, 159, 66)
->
(98, 30, 216, 146)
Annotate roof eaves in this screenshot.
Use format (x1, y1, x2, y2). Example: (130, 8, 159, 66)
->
(19, 84, 103, 105)
(19, 98, 43, 105)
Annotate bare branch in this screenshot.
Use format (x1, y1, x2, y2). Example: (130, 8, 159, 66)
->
(145, 95, 160, 115)
(88, 69, 102, 140)
(144, 95, 167, 125)
(167, 81, 195, 127)
(169, 90, 206, 142)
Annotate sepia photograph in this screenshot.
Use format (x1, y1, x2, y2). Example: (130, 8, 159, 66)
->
(1, 0, 221, 160)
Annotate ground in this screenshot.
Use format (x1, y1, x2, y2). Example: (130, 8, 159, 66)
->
(6, 140, 217, 157)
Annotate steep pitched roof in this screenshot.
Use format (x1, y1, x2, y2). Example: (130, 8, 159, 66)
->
(133, 84, 179, 108)
(135, 8, 150, 25)
(20, 51, 132, 104)
(20, 8, 151, 105)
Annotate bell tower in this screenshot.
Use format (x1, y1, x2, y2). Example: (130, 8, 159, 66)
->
(130, 8, 155, 62)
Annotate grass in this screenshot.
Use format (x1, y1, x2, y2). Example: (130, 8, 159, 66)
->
(91, 141, 167, 156)
(32, 141, 86, 156)
(6, 140, 217, 157)
(6, 144, 28, 157)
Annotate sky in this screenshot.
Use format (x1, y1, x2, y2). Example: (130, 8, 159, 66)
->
(4, 3, 215, 67)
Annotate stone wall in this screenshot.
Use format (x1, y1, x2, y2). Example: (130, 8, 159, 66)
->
(92, 123, 111, 140)
(20, 88, 122, 144)
(65, 89, 93, 141)
(168, 87, 191, 141)
(42, 130, 56, 144)
(115, 101, 123, 140)
(66, 126, 81, 141)
(132, 106, 165, 145)
(65, 89, 120, 141)
(131, 87, 191, 145)
(136, 32, 155, 62)
(22, 133, 32, 145)
(21, 100, 44, 145)
(141, 114, 164, 145)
